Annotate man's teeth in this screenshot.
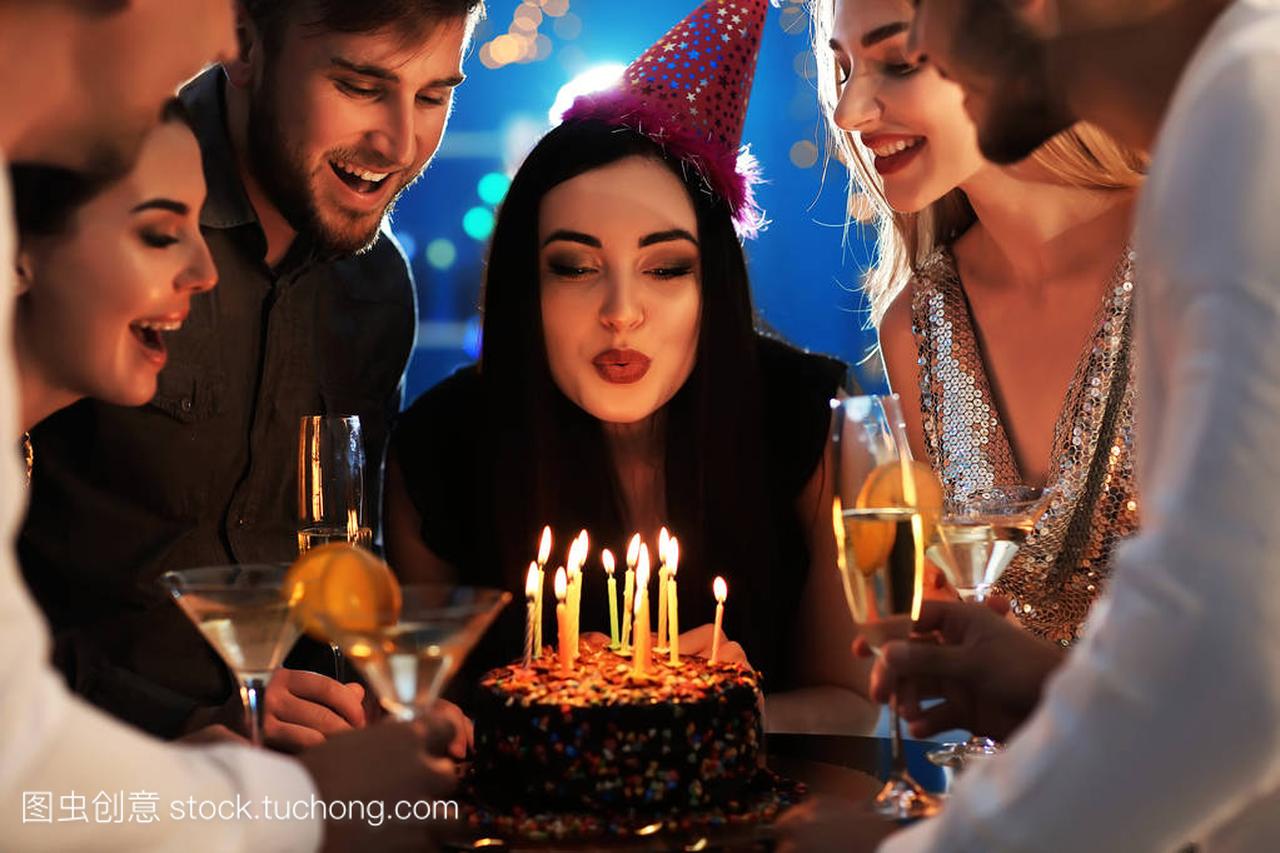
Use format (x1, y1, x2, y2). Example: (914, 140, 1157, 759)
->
(333, 160, 390, 183)
(870, 138, 922, 157)
(134, 319, 182, 332)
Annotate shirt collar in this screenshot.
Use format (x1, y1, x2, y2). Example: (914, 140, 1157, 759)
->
(180, 67, 258, 231)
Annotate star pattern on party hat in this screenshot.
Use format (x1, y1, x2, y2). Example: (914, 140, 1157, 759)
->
(563, 0, 769, 238)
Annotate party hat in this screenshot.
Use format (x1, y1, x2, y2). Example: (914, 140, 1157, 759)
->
(562, 0, 769, 238)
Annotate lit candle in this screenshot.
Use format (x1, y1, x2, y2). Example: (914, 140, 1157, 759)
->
(621, 533, 639, 652)
(667, 538, 680, 666)
(555, 567, 571, 676)
(655, 527, 670, 653)
(603, 549, 619, 649)
(523, 563, 538, 668)
(572, 530, 587, 659)
(710, 576, 727, 665)
(565, 538, 580, 661)
(569, 566, 583, 662)
(535, 526, 552, 655)
(632, 546, 651, 676)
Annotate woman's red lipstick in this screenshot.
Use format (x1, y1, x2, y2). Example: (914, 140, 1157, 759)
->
(593, 348, 651, 384)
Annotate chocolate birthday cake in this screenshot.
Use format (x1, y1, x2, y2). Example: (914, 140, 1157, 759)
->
(471, 645, 764, 816)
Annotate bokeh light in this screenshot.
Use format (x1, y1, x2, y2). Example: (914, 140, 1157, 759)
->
(426, 238, 458, 271)
(477, 172, 512, 206)
(462, 207, 496, 241)
(789, 140, 819, 169)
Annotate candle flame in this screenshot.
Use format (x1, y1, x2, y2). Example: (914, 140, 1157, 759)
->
(538, 526, 552, 566)
(658, 526, 670, 561)
(525, 562, 539, 598)
(602, 549, 615, 575)
(577, 529, 589, 554)
(637, 545, 650, 588)
(831, 497, 847, 576)
(667, 537, 679, 576)
(714, 576, 728, 603)
(626, 533, 641, 569)
(554, 566, 567, 600)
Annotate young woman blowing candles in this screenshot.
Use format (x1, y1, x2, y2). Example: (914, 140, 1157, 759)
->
(386, 0, 877, 730)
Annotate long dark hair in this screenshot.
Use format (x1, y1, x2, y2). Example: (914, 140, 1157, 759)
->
(480, 119, 772, 634)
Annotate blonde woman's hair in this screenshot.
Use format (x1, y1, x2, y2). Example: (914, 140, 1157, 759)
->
(808, 0, 1147, 325)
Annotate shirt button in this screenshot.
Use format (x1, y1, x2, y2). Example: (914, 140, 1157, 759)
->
(180, 398, 193, 413)
(236, 517, 247, 528)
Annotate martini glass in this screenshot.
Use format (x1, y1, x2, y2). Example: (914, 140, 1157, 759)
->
(831, 394, 943, 820)
(925, 485, 1051, 768)
(159, 564, 300, 747)
(323, 584, 511, 721)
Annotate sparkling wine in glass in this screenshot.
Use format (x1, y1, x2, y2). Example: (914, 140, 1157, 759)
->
(831, 394, 943, 820)
(323, 584, 510, 721)
(298, 414, 368, 678)
(160, 564, 300, 747)
(926, 485, 1051, 768)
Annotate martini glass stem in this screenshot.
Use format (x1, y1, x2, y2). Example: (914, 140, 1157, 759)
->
(889, 700, 907, 774)
(240, 676, 268, 748)
(330, 644, 345, 681)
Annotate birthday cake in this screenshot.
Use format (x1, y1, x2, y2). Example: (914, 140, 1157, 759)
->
(471, 644, 764, 815)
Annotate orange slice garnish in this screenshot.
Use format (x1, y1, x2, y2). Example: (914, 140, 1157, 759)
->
(284, 543, 402, 640)
(850, 460, 944, 577)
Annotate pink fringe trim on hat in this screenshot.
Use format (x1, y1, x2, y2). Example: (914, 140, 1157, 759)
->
(562, 90, 767, 240)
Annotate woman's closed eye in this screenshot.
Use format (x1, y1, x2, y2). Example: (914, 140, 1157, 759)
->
(834, 59, 851, 87)
(646, 262, 696, 280)
(546, 258, 598, 279)
(140, 230, 180, 249)
(881, 54, 925, 78)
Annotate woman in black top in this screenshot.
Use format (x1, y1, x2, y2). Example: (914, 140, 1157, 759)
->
(385, 120, 872, 723)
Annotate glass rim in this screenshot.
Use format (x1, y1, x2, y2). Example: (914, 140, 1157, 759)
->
(319, 585, 512, 634)
(299, 414, 362, 425)
(158, 563, 292, 592)
(391, 584, 512, 620)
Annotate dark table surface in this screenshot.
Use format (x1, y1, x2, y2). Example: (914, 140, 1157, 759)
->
(447, 735, 950, 851)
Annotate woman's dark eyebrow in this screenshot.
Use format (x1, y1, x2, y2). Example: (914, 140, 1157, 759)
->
(862, 21, 910, 47)
(542, 229, 601, 248)
(130, 198, 189, 216)
(639, 229, 698, 248)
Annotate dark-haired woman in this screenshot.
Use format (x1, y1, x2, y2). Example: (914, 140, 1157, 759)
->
(384, 117, 874, 729)
(11, 104, 215, 476)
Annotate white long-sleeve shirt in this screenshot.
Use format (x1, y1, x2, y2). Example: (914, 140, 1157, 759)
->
(0, 162, 323, 850)
(883, 2, 1280, 850)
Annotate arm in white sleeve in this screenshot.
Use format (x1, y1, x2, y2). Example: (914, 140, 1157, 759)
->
(882, 41, 1280, 853)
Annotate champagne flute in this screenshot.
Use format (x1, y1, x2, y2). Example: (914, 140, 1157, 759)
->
(831, 394, 944, 820)
(298, 414, 369, 678)
(925, 484, 1051, 768)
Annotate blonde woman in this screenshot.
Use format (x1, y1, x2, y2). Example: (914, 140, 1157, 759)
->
(811, 0, 1145, 645)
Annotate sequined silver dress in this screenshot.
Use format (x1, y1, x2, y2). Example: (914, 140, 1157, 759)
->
(910, 247, 1140, 645)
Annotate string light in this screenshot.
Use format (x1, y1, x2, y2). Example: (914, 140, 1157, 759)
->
(481, 0, 573, 70)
